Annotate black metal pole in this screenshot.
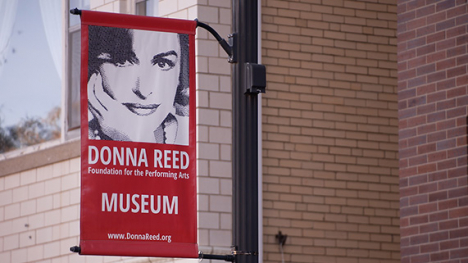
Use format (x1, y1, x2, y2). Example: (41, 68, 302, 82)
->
(232, 0, 259, 262)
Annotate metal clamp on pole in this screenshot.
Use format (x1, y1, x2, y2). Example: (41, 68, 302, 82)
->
(195, 19, 237, 63)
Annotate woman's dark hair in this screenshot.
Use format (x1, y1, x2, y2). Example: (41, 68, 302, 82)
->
(174, 33, 189, 116)
(88, 26, 190, 116)
(88, 26, 134, 80)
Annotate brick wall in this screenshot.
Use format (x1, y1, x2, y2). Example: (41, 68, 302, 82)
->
(261, 0, 400, 262)
(0, 158, 82, 262)
(397, 1, 468, 262)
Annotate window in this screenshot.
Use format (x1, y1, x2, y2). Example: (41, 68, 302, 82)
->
(0, 0, 62, 153)
(136, 0, 159, 16)
(66, 0, 90, 138)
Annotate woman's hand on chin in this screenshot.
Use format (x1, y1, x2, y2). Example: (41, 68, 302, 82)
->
(87, 73, 162, 143)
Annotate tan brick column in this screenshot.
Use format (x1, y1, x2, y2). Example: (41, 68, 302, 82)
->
(261, 0, 400, 262)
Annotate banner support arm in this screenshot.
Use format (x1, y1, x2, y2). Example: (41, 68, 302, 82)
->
(72, 246, 235, 261)
(199, 252, 235, 262)
(68, 12, 235, 62)
(195, 19, 237, 63)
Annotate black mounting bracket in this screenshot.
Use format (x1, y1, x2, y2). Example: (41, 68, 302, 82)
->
(199, 252, 235, 262)
(196, 19, 237, 63)
(196, 20, 267, 95)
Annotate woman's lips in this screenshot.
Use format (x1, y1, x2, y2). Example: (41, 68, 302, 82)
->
(122, 103, 159, 116)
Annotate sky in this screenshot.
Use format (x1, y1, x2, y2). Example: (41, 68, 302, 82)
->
(0, 0, 61, 127)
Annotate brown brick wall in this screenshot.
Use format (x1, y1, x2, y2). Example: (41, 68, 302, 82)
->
(262, 0, 400, 262)
(397, 0, 468, 262)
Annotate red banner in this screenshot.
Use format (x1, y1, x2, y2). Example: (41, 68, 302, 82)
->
(79, 11, 197, 258)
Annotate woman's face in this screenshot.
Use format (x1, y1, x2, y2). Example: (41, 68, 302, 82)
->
(98, 30, 181, 122)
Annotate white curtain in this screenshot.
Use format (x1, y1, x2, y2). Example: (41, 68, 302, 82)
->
(0, 0, 19, 78)
(39, 0, 62, 80)
(147, 0, 159, 16)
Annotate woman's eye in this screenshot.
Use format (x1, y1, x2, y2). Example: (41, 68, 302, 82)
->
(156, 59, 174, 70)
(154, 58, 175, 71)
(97, 53, 134, 67)
(152, 52, 177, 71)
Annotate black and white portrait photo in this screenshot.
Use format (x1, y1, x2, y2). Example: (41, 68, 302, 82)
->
(87, 26, 190, 145)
